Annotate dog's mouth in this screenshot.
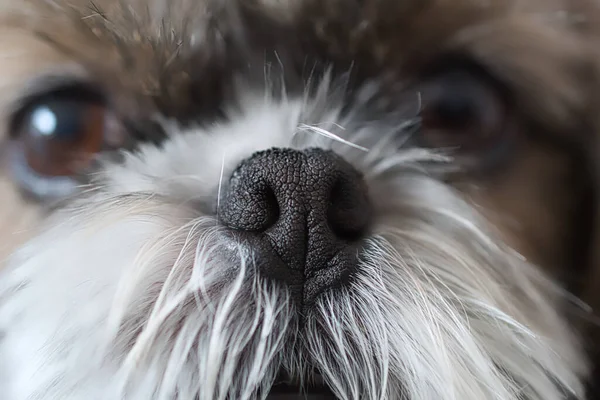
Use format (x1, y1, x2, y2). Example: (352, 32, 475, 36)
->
(266, 370, 337, 399)
(267, 383, 337, 399)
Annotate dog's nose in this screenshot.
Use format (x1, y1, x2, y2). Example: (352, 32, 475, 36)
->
(219, 148, 371, 306)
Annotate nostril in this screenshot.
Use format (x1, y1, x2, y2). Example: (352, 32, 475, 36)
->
(327, 176, 371, 241)
(221, 179, 280, 232)
(261, 185, 281, 230)
(253, 183, 280, 231)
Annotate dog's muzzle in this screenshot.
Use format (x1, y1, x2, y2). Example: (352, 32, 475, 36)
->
(219, 148, 372, 309)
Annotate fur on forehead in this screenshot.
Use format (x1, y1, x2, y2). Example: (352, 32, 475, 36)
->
(0, 0, 598, 131)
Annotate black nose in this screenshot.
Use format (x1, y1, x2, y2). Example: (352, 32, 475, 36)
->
(219, 148, 371, 307)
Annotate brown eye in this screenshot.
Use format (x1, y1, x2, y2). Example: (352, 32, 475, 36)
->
(20, 99, 106, 176)
(8, 88, 110, 200)
(419, 70, 510, 153)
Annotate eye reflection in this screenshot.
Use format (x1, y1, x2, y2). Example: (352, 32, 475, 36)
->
(31, 107, 57, 136)
(8, 91, 109, 201)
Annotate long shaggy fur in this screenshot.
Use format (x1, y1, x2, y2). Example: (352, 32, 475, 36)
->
(0, 74, 587, 399)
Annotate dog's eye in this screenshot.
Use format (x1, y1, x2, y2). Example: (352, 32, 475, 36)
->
(8, 88, 109, 200)
(418, 69, 510, 153)
(19, 99, 105, 176)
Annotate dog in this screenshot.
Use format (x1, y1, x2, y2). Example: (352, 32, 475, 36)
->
(1, 0, 600, 399)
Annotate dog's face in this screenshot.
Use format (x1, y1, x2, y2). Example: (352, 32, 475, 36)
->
(1, 0, 600, 399)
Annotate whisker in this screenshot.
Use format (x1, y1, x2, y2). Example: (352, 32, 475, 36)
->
(274, 50, 284, 75)
(311, 121, 346, 131)
(415, 91, 423, 114)
(297, 124, 369, 152)
(367, 149, 451, 178)
(217, 154, 226, 225)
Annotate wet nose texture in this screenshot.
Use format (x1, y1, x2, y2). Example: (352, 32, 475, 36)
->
(219, 148, 372, 309)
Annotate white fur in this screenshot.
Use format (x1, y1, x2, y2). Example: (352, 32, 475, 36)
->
(0, 76, 588, 399)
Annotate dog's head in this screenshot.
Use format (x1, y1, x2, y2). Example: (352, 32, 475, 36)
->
(1, 1, 600, 399)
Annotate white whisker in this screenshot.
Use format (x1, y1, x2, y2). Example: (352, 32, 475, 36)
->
(298, 123, 369, 152)
(217, 153, 226, 225)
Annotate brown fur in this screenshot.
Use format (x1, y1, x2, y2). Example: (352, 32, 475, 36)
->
(2, 0, 600, 396)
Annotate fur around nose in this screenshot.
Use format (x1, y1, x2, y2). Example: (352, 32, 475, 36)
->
(219, 148, 371, 305)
